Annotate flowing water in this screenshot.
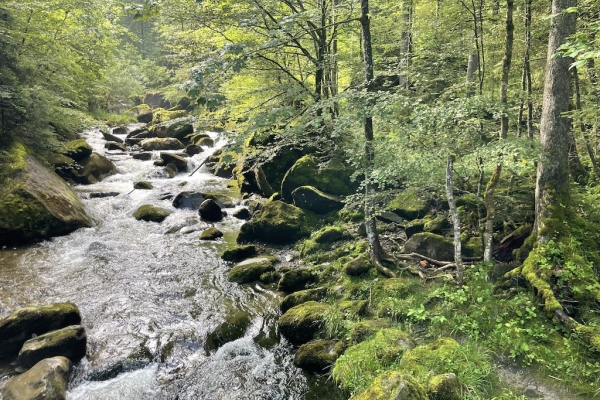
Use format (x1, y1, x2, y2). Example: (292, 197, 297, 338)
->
(0, 127, 341, 399)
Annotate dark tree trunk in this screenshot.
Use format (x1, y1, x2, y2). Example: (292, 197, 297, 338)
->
(500, 0, 514, 139)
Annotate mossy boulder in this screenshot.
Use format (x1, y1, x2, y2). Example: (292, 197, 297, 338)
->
(0, 147, 93, 246)
(404, 233, 454, 261)
(64, 139, 92, 161)
(294, 340, 344, 372)
(237, 201, 319, 244)
(463, 236, 483, 258)
(228, 257, 276, 284)
(350, 372, 428, 400)
(2, 356, 72, 400)
(404, 218, 425, 238)
(388, 189, 430, 219)
(280, 155, 358, 201)
(134, 181, 153, 190)
(399, 338, 460, 372)
(172, 191, 205, 209)
(199, 199, 223, 222)
(278, 301, 330, 345)
(149, 117, 194, 142)
(221, 245, 257, 262)
(133, 205, 171, 223)
(455, 193, 484, 213)
(424, 215, 449, 234)
(160, 152, 188, 171)
(18, 325, 86, 368)
(349, 319, 394, 344)
(200, 227, 223, 240)
(280, 287, 329, 313)
(140, 138, 184, 151)
(204, 309, 251, 353)
(151, 108, 187, 124)
(278, 268, 316, 293)
(196, 137, 214, 148)
(343, 254, 372, 276)
(0, 303, 81, 356)
(137, 110, 153, 123)
(105, 141, 127, 151)
(427, 373, 461, 400)
(292, 185, 344, 214)
(314, 226, 344, 243)
(72, 152, 117, 184)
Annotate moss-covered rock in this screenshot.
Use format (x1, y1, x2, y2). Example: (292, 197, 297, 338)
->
(2, 356, 72, 400)
(151, 108, 187, 124)
(278, 268, 316, 293)
(294, 340, 344, 372)
(463, 236, 483, 258)
(200, 227, 223, 240)
(349, 372, 428, 400)
(133, 205, 171, 223)
(280, 155, 358, 201)
(399, 338, 460, 372)
(455, 193, 484, 213)
(64, 139, 92, 161)
(72, 152, 117, 184)
(427, 373, 461, 400)
(339, 300, 369, 318)
(228, 257, 276, 284)
(137, 110, 153, 123)
(0, 146, 93, 246)
(18, 325, 86, 368)
(0, 303, 81, 356)
(343, 255, 373, 276)
(388, 189, 430, 219)
(237, 201, 319, 244)
(292, 185, 344, 214)
(149, 117, 194, 142)
(140, 138, 184, 151)
(221, 245, 257, 262)
(424, 215, 449, 234)
(105, 141, 127, 152)
(404, 219, 426, 238)
(204, 309, 251, 353)
(314, 226, 344, 243)
(259, 270, 281, 284)
(278, 301, 330, 345)
(349, 319, 394, 344)
(280, 287, 329, 313)
(134, 181, 153, 190)
(160, 152, 188, 171)
(404, 233, 454, 261)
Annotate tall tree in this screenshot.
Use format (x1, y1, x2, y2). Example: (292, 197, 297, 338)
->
(499, 0, 514, 139)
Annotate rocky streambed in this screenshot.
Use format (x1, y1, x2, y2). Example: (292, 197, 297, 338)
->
(0, 126, 338, 399)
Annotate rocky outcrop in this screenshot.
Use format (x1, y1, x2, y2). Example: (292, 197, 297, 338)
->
(0, 146, 93, 246)
(149, 117, 194, 142)
(0, 303, 81, 356)
(2, 356, 72, 400)
(134, 205, 171, 222)
(140, 138, 184, 151)
(291, 185, 344, 214)
(237, 201, 318, 244)
(18, 325, 87, 368)
(72, 152, 117, 184)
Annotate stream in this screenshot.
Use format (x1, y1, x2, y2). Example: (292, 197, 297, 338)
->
(0, 126, 339, 399)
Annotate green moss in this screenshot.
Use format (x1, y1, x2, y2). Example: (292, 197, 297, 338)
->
(133, 205, 171, 223)
(349, 319, 393, 344)
(387, 188, 430, 219)
(152, 108, 187, 123)
(200, 227, 223, 240)
(294, 340, 344, 372)
(221, 245, 256, 261)
(350, 372, 428, 400)
(427, 373, 461, 400)
(278, 301, 330, 345)
(314, 226, 344, 244)
(228, 257, 275, 284)
(424, 215, 449, 233)
(463, 236, 483, 258)
(280, 287, 329, 313)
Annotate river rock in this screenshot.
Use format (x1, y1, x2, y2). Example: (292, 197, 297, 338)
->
(427, 373, 461, 400)
(134, 181, 153, 190)
(111, 125, 127, 136)
(0, 147, 93, 246)
(228, 257, 276, 284)
(343, 255, 372, 276)
(18, 325, 87, 368)
(137, 110, 153, 123)
(278, 301, 329, 345)
(165, 163, 178, 178)
(280, 287, 329, 313)
(199, 199, 223, 222)
(200, 227, 223, 240)
(185, 144, 202, 156)
(89, 192, 120, 199)
(149, 117, 194, 142)
(172, 191, 204, 209)
(72, 152, 117, 184)
(294, 340, 343, 372)
(221, 245, 257, 262)
(2, 356, 72, 400)
(196, 137, 214, 148)
(189, 133, 210, 145)
(102, 130, 124, 143)
(237, 201, 318, 245)
(0, 303, 81, 356)
(105, 141, 127, 151)
(134, 205, 171, 222)
(160, 152, 188, 171)
(132, 152, 152, 161)
(350, 372, 428, 400)
(278, 268, 316, 293)
(292, 186, 344, 214)
(125, 137, 144, 146)
(140, 138, 184, 151)
(64, 139, 92, 161)
(233, 208, 251, 220)
(404, 232, 454, 261)
(204, 310, 251, 353)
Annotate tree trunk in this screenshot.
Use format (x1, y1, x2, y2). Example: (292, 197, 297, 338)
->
(573, 67, 600, 179)
(466, 51, 478, 97)
(484, 162, 501, 263)
(534, 0, 576, 238)
(446, 155, 463, 286)
(499, 0, 514, 139)
(517, 0, 532, 138)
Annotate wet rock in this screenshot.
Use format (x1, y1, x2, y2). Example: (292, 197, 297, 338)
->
(203, 193, 235, 208)
(278, 268, 316, 293)
(314, 226, 344, 244)
(259, 270, 281, 284)
(149, 117, 194, 143)
(102, 130, 124, 143)
(18, 325, 86, 368)
(427, 373, 461, 400)
(404, 233, 454, 261)
(405, 218, 425, 238)
(72, 152, 117, 184)
(388, 189, 430, 220)
(237, 201, 318, 245)
(221, 245, 257, 262)
(154, 159, 166, 167)
(350, 372, 428, 400)
(189, 133, 210, 145)
(200, 227, 223, 240)
(134, 181, 153, 190)
(280, 287, 328, 313)
(0, 303, 81, 356)
(2, 356, 71, 400)
(110, 125, 127, 136)
(0, 148, 93, 246)
(185, 144, 202, 156)
(165, 163, 178, 178)
(134, 205, 171, 223)
(233, 208, 251, 220)
(294, 340, 343, 372)
(105, 141, 127, 151)
(125, 137, 144, 146)
(228, 257, 276, 284)
(143, 92, 171, 109)
(89, 192, 120, 199)
(140, 138, 184, 151)
(160, 152, 188, 171)
(278, 301, 329, 345)
(137, 110, 153, 123)
(343, 255, 372, 276)
(292, 186, 344, 214)
(127, 127, 148, 137)
(196, 137, 214, 148)
(199, 199, 223, 222)
(64, 139, 92, 161)
(172, 191, 205, 209)
(204, 310, 251, 353)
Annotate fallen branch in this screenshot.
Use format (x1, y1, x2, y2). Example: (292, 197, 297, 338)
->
(394, 253, 452, 267)
(188, 155, 212, 177)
